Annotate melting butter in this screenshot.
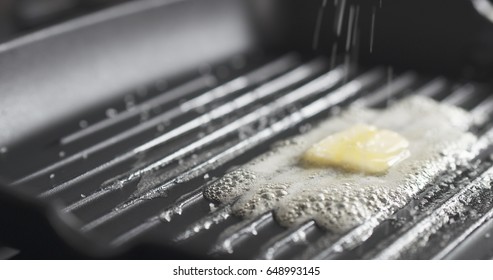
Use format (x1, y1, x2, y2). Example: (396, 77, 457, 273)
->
(204, 96, 477, 233)
(302, 124, 410, 174)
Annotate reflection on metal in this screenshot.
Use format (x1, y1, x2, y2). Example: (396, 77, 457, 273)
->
(472, 0, 493, 23)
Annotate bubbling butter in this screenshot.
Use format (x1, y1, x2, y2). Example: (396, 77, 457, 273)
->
(204, 96, 477, 234)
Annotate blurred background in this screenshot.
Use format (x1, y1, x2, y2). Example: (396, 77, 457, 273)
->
(0, 0, 131, 43)
(1, 0, 493, 80)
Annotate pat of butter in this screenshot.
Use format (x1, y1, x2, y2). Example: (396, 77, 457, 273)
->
(301, 124, 410, 174)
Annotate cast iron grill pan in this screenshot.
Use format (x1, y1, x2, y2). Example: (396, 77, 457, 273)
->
(2, 52, 493, 259)
(2, 0, 493, 259)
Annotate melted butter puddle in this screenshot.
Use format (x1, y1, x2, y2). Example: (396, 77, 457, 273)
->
(204, 96, 478, 234)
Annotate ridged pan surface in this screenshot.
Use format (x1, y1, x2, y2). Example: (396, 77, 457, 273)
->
(3, 53, 493, 259)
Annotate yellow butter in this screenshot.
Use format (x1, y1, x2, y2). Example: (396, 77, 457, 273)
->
(302, 124, 410, 174)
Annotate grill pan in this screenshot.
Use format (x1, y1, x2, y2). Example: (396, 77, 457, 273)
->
(1, 0, 493, 259)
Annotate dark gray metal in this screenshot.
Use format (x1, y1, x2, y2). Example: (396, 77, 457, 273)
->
(0, 0, 256, 148)
(1, 0, 493, 259)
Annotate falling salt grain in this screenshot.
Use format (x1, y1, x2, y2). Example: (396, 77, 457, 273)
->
(59, 151, 66, 158)
(298, 124, 312, 134)
(106, 108, 118, 118)
(140, 111, 150, 121)
(79, 120, 88, 128)
(0, 147, 7, 154)
(370, 7, 376, 53)
(330, 106, 342, 115)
